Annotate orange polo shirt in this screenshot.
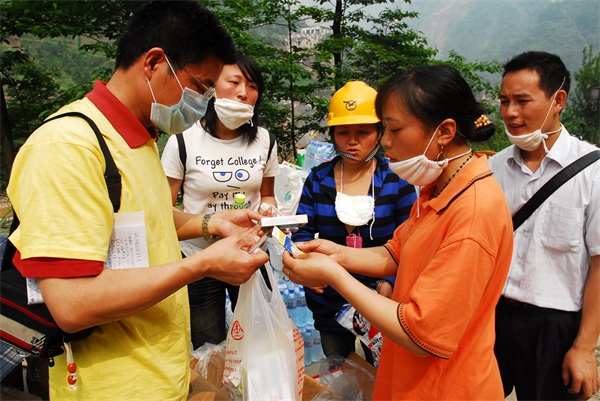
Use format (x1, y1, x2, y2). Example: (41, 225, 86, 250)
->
(374, 155, 513, 400)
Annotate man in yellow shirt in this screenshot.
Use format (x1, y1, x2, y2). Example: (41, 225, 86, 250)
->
(6, 1, 268, 400)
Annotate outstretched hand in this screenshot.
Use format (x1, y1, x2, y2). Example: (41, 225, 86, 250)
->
(209, 209, 264, 238)
(282, 250, 344, 289)
(192, 235, 269, 286)
(295, 239, 343, 263)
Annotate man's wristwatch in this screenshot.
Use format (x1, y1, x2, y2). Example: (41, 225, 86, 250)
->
(202, 213, 216, 242)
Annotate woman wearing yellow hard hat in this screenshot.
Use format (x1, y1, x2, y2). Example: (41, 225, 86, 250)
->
(292, 81, 416, 366)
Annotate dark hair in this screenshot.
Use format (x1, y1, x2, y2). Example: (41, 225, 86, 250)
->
(115, 0, 236, 70)
(502, 51, 570, 97)
(375, 64, 495, 143)
(203, 54, 265, 143)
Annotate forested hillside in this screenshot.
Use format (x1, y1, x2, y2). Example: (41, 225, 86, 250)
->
(400, 0, 599, 76)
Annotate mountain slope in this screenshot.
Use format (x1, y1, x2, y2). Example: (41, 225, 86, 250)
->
(400, 0, 600, 74)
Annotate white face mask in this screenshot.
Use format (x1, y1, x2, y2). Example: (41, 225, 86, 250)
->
(388, 124, 471, 187)
(334, 160, 375, 227)
(336, 143, 380, 162)
(335, 192, 374, 226)
(505, 124, 563, 153)
(214, 97, 254, 130)
(146, 56, 210, 135)
(505, 78, 565, 153)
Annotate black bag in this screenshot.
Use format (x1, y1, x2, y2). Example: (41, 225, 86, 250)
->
(0, 112, 121, 359)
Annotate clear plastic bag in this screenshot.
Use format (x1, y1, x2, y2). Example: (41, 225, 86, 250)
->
(313, 355, 375, 401)
(190, 341, 226, 387)
(222, 266, 304, 400)
(302, 141, 336, 172)
(274, 163, 306, 216)
(335, 303, 382, 367)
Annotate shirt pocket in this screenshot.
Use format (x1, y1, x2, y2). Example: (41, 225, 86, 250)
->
(539, 201, 583, 253)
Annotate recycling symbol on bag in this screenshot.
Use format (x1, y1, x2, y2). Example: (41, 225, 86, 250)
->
(231, 320, 244, 340)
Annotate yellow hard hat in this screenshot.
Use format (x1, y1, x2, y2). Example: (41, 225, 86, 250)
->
(327, 81, 380, 126)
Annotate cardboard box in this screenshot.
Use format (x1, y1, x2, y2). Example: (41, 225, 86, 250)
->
(187, 350, 375, 400)
(188, 370, 326, 401)
(187, 369, 228, 401)
(188, 358, 324, 401)
(347, 351, 377, 376)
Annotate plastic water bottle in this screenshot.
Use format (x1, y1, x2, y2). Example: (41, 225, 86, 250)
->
(278, 280, 287, 300)
(287, 288, 298, 323)
(312, 329, 324, 363)
(281, 285, 289, 312)
(233, 193, 246, 209)
(300, 287, 310, 326)
(303, 326, 314, 365)
(306, 309, 315, 327)
(294, 286, 307, 327)
(298, 326, 311, 366)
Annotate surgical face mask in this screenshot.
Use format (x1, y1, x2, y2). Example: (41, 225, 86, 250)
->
(388, 124, 471, 187)
(335, 160, 375, 227)
(335, 192, 374, 226)
(214, 97, 255, 130)
(146, 56, 211, 135)
(335, 143, 380, 162)
(505, 124, 563, 153)
(505, 78, 565, 153)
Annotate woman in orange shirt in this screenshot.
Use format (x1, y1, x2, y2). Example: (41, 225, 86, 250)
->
(283, 65, 513, 400)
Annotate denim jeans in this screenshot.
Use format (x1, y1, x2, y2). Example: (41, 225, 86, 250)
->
(187, 277, 239, 349)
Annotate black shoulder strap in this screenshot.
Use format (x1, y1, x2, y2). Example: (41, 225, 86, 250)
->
(1, 211, 20, 271)
(512, 150, 600, 230)
(266, 132, 276, 164)
(176, 132, 187, 176)
(176, 132, 187, 177)
(42, 112, 121, 212)
(176, 133, 187, 196)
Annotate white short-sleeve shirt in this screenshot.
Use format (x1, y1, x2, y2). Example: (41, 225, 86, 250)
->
(161, 123, 279, 255)
(489, 128, 600, 311)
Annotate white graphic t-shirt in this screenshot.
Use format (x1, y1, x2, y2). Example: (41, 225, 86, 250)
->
(161, 124, 279, 255)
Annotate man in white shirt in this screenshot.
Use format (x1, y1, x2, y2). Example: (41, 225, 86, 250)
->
(490, 51, 600, 400)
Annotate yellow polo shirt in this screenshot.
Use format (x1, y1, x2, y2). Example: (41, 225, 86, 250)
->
(8, 84, 190, 400)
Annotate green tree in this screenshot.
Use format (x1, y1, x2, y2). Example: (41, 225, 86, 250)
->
(440, 51, 509, 153)
(304, 0, 435, 89)
(202, 0, 319, 162)
(1, 0, 502, 186)
(295, 0, 440, 151)
(562, 45, 600, 145)
(1, 0, 141, 186)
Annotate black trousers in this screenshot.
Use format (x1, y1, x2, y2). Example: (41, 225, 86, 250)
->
(320, 330, 375, 366)
(494, 297, 582, 400)
(187, 263, 271, 350)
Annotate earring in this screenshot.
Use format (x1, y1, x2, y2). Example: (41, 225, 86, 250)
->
(436, 145, 445, 162)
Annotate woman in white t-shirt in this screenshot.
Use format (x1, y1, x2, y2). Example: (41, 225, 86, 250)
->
(161, 54, 279, 349)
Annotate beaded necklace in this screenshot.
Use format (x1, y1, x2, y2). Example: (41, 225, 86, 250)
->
(431, 152, 474, 199)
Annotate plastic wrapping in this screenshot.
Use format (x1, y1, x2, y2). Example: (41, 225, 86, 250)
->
(190, 341, 226, 387)
(312, 355, 375, 401)
(335, 304, 382, 367)
(222, 267, 304, 400)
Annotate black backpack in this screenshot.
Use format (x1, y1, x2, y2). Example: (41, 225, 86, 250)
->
(0, 112, 121, 361)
